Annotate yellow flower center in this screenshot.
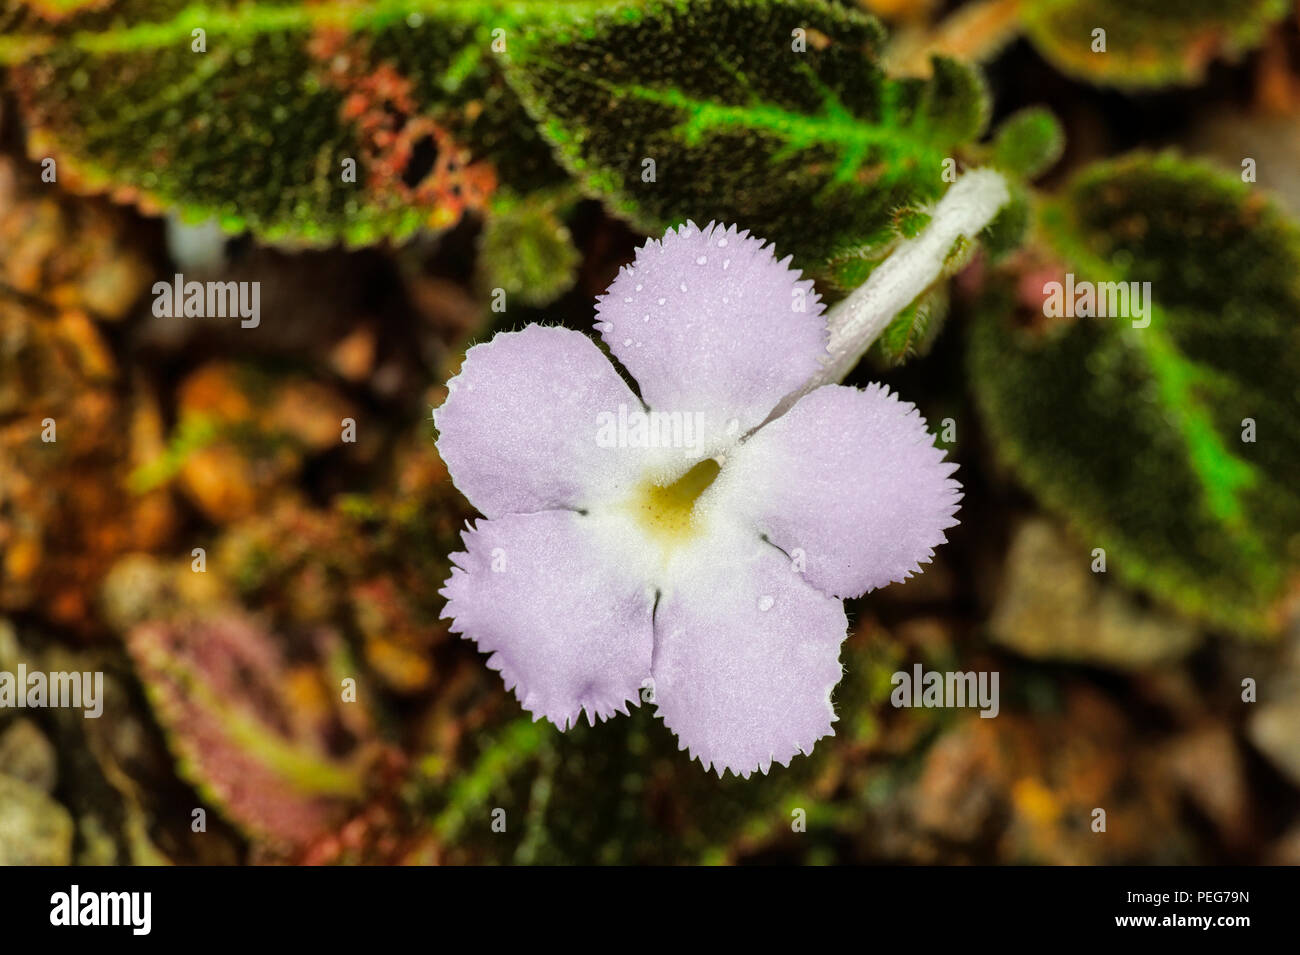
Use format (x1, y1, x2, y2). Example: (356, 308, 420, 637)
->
(627, 458, 721, 548)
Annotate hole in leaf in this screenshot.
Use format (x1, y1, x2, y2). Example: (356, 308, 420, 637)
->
(402, 134, 440, 189)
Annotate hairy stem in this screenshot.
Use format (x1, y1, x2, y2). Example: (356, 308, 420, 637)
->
(779, 167, 1011, 413)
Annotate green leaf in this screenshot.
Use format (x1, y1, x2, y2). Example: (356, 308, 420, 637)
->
(421, 629, 895, 863)
(970, 152, 1300, 636)
(978, 181, 1032, 262)
(477, 192, 582, 307)
(990, 107, 1063, 180)
(1021, 0, 1288, 89)
(870, 283, 948, 368)
(126, 613, 377, 849)
(0, 0, 587, 244)
(505, 0, 989, 273)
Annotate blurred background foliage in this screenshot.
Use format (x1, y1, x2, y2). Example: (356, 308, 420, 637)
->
(0, 0, 1298, 864)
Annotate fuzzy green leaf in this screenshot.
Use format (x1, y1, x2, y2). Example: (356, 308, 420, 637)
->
(477, 192, 581, 306)
(423, 631, 895, 864)
(970, 153, 1300, 636)
(126, 614, 377, 849)
(505, 0, 989, 272)
(978, 181, 1032, 262)
(990, 107, 1063, 180)
(1021, 0, 1288, 89)
(870, 283, 948, 368)
(0, 0, 585, 244)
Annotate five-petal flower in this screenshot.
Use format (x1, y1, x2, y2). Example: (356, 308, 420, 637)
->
(436, 222, 961, 776)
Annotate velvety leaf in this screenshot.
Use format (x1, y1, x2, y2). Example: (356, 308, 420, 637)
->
(126, 613, 379, 850)
(424, 627, 897, 864)
(426, 641, 883, 867)
(977, 182, 1032, 262)
(1021, 0, 1288, 89)
(505, 0, 989, 273)
(870, 283, 948, 367)
(990, 107, 1063, 180)
(477, 192, 581, 307)
(970, 153, 1300, 636)
(0, 0, 581, 244)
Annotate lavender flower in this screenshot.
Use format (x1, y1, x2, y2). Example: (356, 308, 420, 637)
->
(437, 215, 973, 777)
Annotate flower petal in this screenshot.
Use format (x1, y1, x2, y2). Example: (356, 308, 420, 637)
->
(434, 324, 648, 518)
(714, 383, 961, 599)
(442, 509, 655, 729)
(650, 523, 847, 777)
(595, 222, 827, 454)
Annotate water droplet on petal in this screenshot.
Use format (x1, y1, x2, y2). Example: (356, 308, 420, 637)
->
(635, 284, 643, 291)
(722, 259, 731, 270)
(623, 338, 632, 346)
(679, 282, 687, 293)
(696, 255, 707, 265)
(657, 297, 666, 306)
(623, 297, 633, 303)
(758, 595, 774, 612)
(642, 314, 650, 322)
(717, 238, 728, 248)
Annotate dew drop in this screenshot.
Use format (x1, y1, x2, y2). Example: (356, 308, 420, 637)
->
(758, 595, 774, 612)
(623, 338, 632, 346)
(657, 297, 666, 306)
(642, 314, 651, 322)
(696, 255, 707, 265)
(679, 282, 687, 293)
(717, 238, 728, 248)
(722, 259, 731, 270)
(635, 284, 643, 291)
(623, 296, 633, 303)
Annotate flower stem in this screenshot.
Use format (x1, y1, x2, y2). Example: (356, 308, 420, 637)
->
(784, 168, 1011, 407)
